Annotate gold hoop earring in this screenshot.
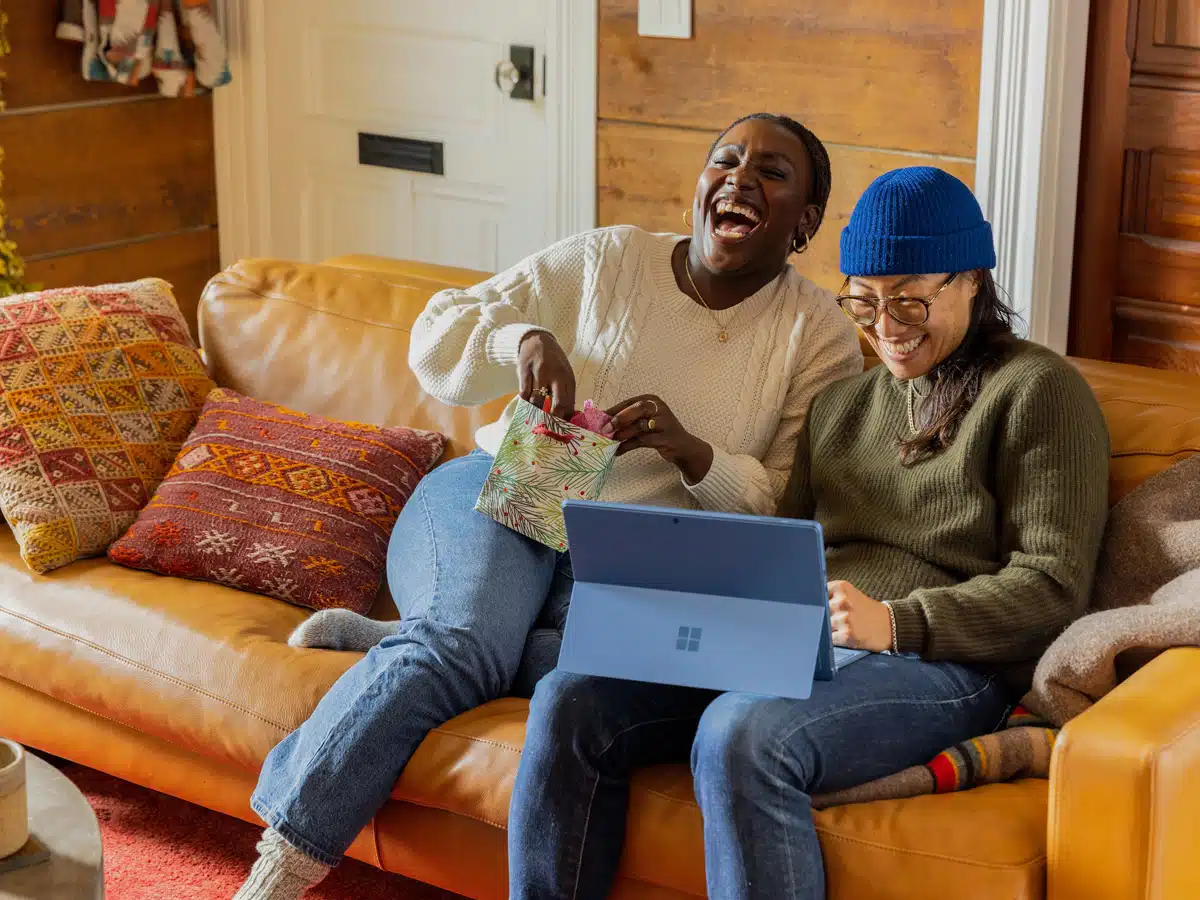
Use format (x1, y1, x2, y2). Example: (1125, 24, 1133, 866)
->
(682, 208, 694, 230)
(792, 233, 810, 254)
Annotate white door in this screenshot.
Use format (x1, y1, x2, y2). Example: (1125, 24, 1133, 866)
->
(260, 0, 555, 273)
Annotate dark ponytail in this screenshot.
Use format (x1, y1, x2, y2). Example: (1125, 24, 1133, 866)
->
(898, 270, 1018, 466)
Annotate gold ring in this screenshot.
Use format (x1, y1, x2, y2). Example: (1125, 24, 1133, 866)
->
(646, 418, 657, 432)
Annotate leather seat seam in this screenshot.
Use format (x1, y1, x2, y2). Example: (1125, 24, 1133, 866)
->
(0, 672, 245, 772)
(205, 276, 411, 331)
(429, 728, 522, 753)
(0, 604, 291, 733)
(814, 827, 1046, 870)
(391, 794, 506, 831)
(1157, 709, 1200, 750)
(639, 784, 1044, 871)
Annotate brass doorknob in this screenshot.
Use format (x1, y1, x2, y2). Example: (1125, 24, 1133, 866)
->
(494, 60, 521, 93)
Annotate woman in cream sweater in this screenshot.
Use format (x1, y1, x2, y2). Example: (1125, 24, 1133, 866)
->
(233, 112, 861, 900)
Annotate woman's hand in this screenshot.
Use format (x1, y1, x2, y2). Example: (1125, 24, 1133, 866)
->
(607, 395, 714, 485)
(828, 581, 894, 652)
(518, 332, 576, 420)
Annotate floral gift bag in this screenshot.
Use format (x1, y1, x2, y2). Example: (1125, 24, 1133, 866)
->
(475, 398, 619, 550)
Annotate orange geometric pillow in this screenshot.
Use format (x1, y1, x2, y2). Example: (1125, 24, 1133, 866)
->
(107, 389, 446, 613)
(0, 279, 214, 573)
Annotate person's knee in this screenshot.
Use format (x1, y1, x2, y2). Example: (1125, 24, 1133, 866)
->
(377, 618, 515, 705)
(692, 695, 799, 789)
(526, 669, 600, 744)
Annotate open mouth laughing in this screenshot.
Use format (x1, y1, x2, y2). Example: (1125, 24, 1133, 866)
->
(710, 196, 763, 241)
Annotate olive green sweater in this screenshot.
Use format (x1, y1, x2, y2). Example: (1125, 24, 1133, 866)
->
(781, 340, 1111, 691)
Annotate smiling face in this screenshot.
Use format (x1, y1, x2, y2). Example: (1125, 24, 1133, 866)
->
(849, 272, 978, 379)
(689, 119, 819, 277)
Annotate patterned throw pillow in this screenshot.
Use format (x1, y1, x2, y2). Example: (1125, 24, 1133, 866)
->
(0, 279, 215, 573)
(107, 389, 446, 613)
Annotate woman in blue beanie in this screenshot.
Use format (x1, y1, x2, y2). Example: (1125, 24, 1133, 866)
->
(507, 167, 1111, 899)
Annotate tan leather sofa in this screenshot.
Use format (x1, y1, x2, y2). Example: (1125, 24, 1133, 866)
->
(2, 256, 1198, 900)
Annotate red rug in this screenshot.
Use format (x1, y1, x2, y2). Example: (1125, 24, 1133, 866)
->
(57, 762, 462, 899)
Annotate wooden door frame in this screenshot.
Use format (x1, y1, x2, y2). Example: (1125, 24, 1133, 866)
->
(212, 0, 271, 265)
(1067, 0, 1133, 360)
(975, 0, 1093, 354)
(211, 0, 598, 268)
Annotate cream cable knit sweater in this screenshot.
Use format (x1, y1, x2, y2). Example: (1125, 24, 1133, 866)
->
(409, 226, 862, 515)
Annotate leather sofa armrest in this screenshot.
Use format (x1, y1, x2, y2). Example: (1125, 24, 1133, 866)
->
(1047, 647, 1200, 900)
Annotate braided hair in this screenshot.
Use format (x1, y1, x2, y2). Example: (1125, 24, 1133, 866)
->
(708, 113, 833, 238)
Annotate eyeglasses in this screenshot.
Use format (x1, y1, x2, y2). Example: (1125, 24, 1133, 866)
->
(835, 273, 959, 328)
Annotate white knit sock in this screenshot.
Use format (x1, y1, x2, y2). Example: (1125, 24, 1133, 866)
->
(287, 608, 400, 651)
(232, 828, 331, 900)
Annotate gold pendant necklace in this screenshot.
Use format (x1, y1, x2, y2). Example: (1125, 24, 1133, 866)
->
(684, 255, 734, 343)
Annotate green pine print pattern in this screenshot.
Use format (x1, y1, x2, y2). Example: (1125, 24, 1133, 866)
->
(475, 398, 620, 550)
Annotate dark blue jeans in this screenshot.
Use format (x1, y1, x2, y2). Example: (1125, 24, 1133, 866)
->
(508, 655, 1008, 900)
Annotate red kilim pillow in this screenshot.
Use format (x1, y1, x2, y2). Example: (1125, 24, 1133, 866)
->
(108, 388, 446, 612)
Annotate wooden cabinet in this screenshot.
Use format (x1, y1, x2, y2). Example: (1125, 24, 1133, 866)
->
(1071, 0, 1200, 373)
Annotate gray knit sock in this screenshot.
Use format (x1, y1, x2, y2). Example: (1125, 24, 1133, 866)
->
(288, 608, 400, 651)
(233, 828, 330, 900)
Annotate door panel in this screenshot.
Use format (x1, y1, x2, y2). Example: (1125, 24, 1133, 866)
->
(1072, 0, 1200, 374)
(1135, 0, 1200, 77)
(264, 0, 552, 274)
(412, 184, 504, 273)
(1112, 295, 1200, 371)
(300, 168, 402, 262)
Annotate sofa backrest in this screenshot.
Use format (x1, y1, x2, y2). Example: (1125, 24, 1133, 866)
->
(199, 258, 506, 461)
(200, 257, 1200, 504)
(1069, 357, 1200, 502)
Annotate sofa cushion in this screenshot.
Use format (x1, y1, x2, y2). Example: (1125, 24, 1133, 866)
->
(0, 525, 353, 771)
(0, 280, 215, 572)
(393, 700, 1048, 900)
(199, 260, 509, 460)
(107, 388, 445, 613)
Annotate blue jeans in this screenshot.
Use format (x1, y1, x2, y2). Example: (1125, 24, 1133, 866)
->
(508, 656, 1008, 899)
(250, 452, 570, 865)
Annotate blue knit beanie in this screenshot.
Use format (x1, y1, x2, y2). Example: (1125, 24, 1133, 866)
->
(839, 166, 996, 276)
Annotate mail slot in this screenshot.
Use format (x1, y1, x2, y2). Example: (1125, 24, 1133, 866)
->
(358, 133, 444, 175)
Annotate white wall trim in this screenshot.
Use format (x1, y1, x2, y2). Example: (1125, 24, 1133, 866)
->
(549, 0, 598, 239)
(212, 0, 272, 266)
(974, 0, 1091, 353)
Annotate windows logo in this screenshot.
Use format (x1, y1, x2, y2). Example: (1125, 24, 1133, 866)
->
(676, 625, 702, 653)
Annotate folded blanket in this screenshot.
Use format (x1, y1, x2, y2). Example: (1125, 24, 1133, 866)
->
(815, 453, 1200, 808)
(58, 0, 231, 98)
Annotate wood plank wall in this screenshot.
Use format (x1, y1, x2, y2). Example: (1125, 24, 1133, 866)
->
(0, 2, 219, 336)
(597, 0, 984, 293)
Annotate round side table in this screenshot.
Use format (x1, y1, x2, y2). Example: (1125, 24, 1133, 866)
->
(0, 751, 103, 899)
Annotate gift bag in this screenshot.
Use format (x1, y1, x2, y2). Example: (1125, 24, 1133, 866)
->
(476, 398, 620, 550)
